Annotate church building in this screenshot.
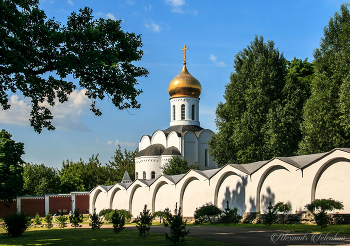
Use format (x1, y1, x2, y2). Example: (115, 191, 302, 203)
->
(135, 45, 217, 180)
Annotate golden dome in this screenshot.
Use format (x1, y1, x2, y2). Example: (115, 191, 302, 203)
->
(168, 63, 202, 98)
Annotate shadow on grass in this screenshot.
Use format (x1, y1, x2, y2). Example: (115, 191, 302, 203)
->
(0, 228, 230, 246)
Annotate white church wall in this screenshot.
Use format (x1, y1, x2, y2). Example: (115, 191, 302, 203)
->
(167, 131, 181, 149)
(178, 171, 212, 217)
(151, 131, 166, 146)
(110, 187, 128, 211)
(184, 132, 197, 164)
(129, 184, 151, 217)
(138, 157, 161, 179)
(170, 97, 200, 126)
(90, 188, 108, 214)
(151, 180, 176, 212)
(315, 159, 350, 213)
(198, 130, 216, 168)
(139, 136, 151, 151)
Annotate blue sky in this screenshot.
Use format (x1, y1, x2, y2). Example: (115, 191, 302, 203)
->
(0, 0, 346, 168)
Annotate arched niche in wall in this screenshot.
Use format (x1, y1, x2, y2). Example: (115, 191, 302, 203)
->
(256, 165, 290, 213)
(152, 181, 170, 212)
(129, 184, 142, 216)
(179, 176, 201, 217)
(214, 171, 246, 212)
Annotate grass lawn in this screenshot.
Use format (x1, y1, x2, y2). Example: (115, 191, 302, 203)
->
(187, 222, 350, 235)
(0, 227, 230, 246)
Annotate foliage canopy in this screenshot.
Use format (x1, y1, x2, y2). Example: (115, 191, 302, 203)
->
(162, 156, 199, 175)
(1, 0, 148, 133)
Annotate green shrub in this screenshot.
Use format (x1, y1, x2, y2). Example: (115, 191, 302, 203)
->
(193, 203, 221, 224)
(71, 209, 83, 228)
(152, 211, 166, 224)
(104, 209, 132, 223)
(305, 199, 344, 229)
(99, 209, 114, 217)
(221, 200, 242, 225)
(4, 211, 31, 237)
(164, 203, 189, 245)
(89, 209, 104, 230)
(56, 215, 68, 228)
(112, 210, 125, 233)
(33, 212, 42, 227)
(274, 202, 291, 224)
(135, 205, 152, 238)
(264, 202, 278, 226)
(44, 214, 53, 229)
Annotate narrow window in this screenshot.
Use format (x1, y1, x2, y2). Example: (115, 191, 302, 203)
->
(151, 171, 155, 179)
(143, 171, 146, 179)
(205, 149, 208, 167)
(173, 105, 176, 120)
(136, 172, 138, 179)
(181, 104, 185, 120)
(192, 104, 195, 120)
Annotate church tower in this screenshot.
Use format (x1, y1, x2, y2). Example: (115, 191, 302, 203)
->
(168, 45, 202, 127)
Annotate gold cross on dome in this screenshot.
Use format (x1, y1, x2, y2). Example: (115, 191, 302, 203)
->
(181, 45, 188, 63)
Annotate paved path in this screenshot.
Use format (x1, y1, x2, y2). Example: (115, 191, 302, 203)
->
(124, 225, 350, 246)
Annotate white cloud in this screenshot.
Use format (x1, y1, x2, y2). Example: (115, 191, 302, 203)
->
(126, 0, 134, 5)
(0, 89, 91, 131)
(171, 7, 184, 13)
(106, 139, 137, 147)
(144, 4, 152, 12)
(165, 0, 185, 7)
(67, 0, 73, 6)
(209, 54, 226, 67)
(106, 13, 116, 20)
(144, 19, 161, 32)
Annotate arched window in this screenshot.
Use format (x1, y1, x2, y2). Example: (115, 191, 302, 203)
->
(205, 149, 208, 167)
(136, 172, 138, 179)
(192, 104, 195, 120)
(151, 171, 155, 179)
(181, 104, 185, 120)
(173, 105, 176, 120)
(143, 171, 146, 179)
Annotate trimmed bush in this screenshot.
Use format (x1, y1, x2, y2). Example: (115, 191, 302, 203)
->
(71, 209, 83, 228)
(4, 211, 31, 237)
(194, 203, 221, 224)
(305, 198, 344, 229)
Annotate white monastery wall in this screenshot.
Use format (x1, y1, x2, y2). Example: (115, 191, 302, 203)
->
(90, 149, 350, 218)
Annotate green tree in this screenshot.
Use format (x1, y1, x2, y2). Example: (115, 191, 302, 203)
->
(193, 203, 222, 224)
(135, 205, 152, 238)
(0, 129, 24, 205)
(305, 199, 344, 229)
(1, 1, 148, 133)
(162, 156, 199, 175)
(22, 163, 60, 196)
(59, 154, 112, 193)
(208, 37, 313, 165)
(299, 3, 350, 154)
(164, 203, 189, 245)
(107, 145, 137, 182)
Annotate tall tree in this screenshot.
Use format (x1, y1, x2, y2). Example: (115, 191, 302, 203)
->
(0, 129, 24, 204)
(1, 1, 148, 133)
(22, 163, 60, 196)
(59, 155, 111, 193)
(208, 36, 287, 165)
(107, 145, 137, 182)
(162, 156, 199, 175)
(299, 3, 350, 154)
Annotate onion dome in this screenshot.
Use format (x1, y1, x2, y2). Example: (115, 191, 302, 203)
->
(168, 63, 202, 98)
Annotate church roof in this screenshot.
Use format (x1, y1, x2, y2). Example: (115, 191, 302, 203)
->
(162, 146, 181, 155)
(121, 171, 132, 183)
(136, 144, 165, 157)
(163, 174, 186, 184)
(162, 125, 204, 137)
